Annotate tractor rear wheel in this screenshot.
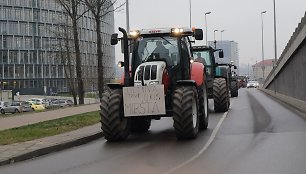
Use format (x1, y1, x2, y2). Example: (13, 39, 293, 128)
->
(130, 117, 151, 133)
(100, 89, 130, 141)
(213, 78, 230, 112)
(198, 83, 209, 130)
(230, 81, 238, 97)
(173, 86, 199, 139)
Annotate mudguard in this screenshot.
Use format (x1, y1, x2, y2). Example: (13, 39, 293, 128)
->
(190, 62, 206, 86)
(107, 83, 123, 89)
(176, 80, 197, 87)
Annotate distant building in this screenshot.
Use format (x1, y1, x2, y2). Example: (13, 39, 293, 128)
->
(208, 40, 239, 74)
(252, 59, 274, 83)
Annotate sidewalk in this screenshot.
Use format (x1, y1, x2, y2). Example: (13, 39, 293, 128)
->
(0, 103, 100, 131)
(0, 103, 103, 166)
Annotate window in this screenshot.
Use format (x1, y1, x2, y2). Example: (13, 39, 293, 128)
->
(8, 22, 18, 35)
(9, 51, 18, 64)
(15, 65, 24, 78)
(0, 21, 7, 34)
(34, 37, 41, 49)
(25, 37, 33, 49)
(20, 51, 28, 64)
(20, 22, 28, 35)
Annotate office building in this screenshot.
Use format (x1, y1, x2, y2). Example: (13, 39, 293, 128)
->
(0, 0, 115, 94)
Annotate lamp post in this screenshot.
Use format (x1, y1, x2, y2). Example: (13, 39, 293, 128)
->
(189, 0, 191, 28)
(273, 0, 277, 63)
(213, 29, 218, 49)
(126, 0, 130, 32)
(205, 11, 211, 45)
(261, 11, 266, 81)
(220, 30, 225, 41)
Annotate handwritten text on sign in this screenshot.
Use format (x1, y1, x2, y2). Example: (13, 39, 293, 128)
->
(123, 85, 166, 116)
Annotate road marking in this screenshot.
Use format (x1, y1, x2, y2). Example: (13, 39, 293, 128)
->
(163, 99, 235, 174)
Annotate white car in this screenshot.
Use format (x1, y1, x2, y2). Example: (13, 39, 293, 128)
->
(247, 81, 259, 88)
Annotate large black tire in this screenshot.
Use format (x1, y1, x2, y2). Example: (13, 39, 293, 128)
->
(173, 86, 199, 139)
(100, 89, 130, 141)
(230, 81, 238, 97)
(198, 83, 209, 130)
(1, 109, 5, 114)
(130, 117, 151, 133)
(213, 78, 230, 112)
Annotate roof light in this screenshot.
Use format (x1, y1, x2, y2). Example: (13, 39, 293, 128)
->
(171, 28, 184, 35)
(129, 30, 140, 38)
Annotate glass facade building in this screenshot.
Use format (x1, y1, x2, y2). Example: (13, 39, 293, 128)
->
(0, 0, 115, 93)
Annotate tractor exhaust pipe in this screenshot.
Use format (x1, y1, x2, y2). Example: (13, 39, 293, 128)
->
(119, 27, 131, 86)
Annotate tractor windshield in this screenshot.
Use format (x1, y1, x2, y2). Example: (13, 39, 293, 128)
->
(135, 37, 179, 67)
(192, 50, 212, 66)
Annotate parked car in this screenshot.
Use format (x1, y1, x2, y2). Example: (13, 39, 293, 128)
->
(0, 101, 32, 114)
(46, 99, 73, 109)
(0, 101, 9, 109)
(247, 81, 260, 88)
(29, 102, 46, 111)
(28, 98, 49, 107)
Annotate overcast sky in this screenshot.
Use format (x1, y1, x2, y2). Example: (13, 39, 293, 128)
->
(113, 0, 306, 67)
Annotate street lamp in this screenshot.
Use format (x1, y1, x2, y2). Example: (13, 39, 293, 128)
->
(189, 0, 192, 28)
(126, 0, 130, 32)
(273, 0, 277, 63)
(213, 29, 218, 48)
(220, 30, 225, 41)
(261, 11, 266, 81)
(205, 11, 211, 45)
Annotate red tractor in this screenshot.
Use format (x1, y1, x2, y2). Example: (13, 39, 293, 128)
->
(100, 27, 209, 141)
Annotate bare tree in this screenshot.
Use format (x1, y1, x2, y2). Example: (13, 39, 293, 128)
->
(56, 0, 88, 104)
(84, 0, 124, 99)
(49, 19, 78, 105)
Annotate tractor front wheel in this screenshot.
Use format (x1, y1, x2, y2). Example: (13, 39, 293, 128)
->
(100, 89, 130, 141)
(213, 78, 230, 112)
(230, 81, 239, 97)
(173, 86, 199, 139)
(198, 83, 209, 130)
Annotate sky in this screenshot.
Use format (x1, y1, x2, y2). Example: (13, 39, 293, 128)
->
(113, 0, 306, 68)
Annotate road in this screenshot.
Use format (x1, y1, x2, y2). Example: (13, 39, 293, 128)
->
(1, 88, 306, 174)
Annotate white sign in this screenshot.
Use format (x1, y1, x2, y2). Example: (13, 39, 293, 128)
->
(123, 85, 166, 116)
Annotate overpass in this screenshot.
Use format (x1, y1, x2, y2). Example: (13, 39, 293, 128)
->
(263, 11, 306, 115)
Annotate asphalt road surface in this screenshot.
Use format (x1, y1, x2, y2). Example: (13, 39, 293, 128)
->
(1, 89, 306, 174)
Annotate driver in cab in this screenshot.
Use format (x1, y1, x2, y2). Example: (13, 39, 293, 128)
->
(153, 41, 169, 59)
(194, 53, 206, 65)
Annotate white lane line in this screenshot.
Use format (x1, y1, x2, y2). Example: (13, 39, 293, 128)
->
(163, 109, 230, 174)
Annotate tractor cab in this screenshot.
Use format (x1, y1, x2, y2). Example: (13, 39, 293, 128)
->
(115, 28, 203, 88)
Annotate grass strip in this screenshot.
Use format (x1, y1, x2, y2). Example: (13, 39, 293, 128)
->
(0, 111, 100, 145)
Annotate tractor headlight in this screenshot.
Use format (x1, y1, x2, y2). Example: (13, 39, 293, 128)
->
(129, 30, 140, 38)
(171, 28, 184, 35)
(149, 81, 159, 85)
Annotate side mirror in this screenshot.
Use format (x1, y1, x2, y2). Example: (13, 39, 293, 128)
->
(194, 29, 203, 40)
(111, 33, 118, 45)
(219, 50, 224, 58)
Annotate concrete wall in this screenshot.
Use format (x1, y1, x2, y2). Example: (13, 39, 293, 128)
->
(264, 12, 306, 103)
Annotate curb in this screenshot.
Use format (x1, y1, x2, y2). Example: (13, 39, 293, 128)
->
(260, 89, 306, 119)
(0, 132, 103, 166)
